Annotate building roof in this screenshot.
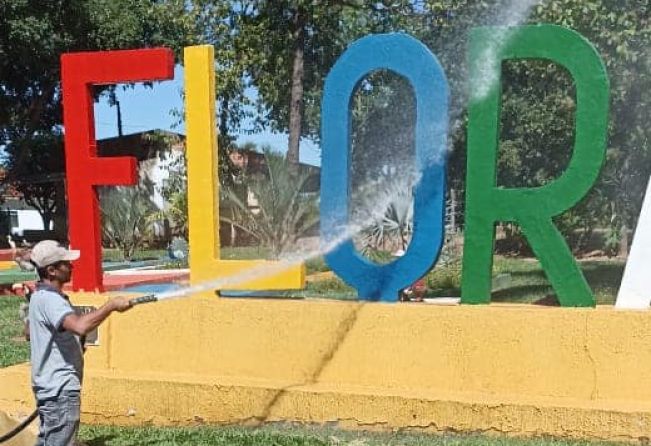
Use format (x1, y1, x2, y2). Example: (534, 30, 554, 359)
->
(97, 130, 185, 161)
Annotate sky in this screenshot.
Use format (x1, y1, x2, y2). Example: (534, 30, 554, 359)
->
(93, 64, 321, 167)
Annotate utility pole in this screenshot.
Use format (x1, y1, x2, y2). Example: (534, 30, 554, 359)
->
(116, 99, 123, 137)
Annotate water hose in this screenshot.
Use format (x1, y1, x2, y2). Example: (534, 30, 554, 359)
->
(0, 410, 38, 443)
(0, 293, 159, 443)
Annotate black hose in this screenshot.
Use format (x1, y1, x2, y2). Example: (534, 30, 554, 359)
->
(0, 409, 38, 443)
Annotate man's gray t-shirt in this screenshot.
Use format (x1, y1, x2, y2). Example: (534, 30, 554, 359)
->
(29, 283, 83, 401)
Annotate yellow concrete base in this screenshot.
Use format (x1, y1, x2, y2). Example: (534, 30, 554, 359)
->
(2, 363, 651, 442)
(4, 297, 651, 441)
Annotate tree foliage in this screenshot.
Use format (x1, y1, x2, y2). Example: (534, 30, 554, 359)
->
(354, 179, 414, 259)
(501, 0, 650, 254)
(345, 0, 649, 256)
(189, 1, 417, 165)
(414, 0, 649, 255)
(154, 149, 188, 240)
(0, 0, 192, 234)
(531, 0, 650, 255)
(3, 0, 647, 259)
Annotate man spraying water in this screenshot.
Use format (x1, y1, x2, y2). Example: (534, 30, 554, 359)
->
(27, 240, 132, 446)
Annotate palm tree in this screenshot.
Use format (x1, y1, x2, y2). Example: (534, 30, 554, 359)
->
(220, 149, 319, 259)
(100, 180, 158, 261)
(356, 179, 413, 257)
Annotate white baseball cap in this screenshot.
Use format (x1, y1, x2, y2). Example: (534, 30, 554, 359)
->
(30, 240, 80, 268)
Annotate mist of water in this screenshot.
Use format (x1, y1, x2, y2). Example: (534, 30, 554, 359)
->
(471, 0, 542, 101)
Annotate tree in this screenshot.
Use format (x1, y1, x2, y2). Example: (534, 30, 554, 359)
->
(154, 148, 189, 240)
(513, 0, 650, 256)
(1, 132, 65, 232)
(186, 1, 253, 136)
(189, 1, 417, 166)
(0, 0, 192, 236)
(220, 148, 318, 259)
(413, 0, 649, 255)
(249, 1, 418, 165)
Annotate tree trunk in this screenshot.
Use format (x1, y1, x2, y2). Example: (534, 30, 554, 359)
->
(618, 223, 629, 258)
(287, 7, 306, 166)
(229, 222, 237, 247)
(220, 94, 228, 134)
(41, 212, 53, 233)
(450, 188, 457, 233)
(53, 180, 68, 242)
(229, 208, 237, 247)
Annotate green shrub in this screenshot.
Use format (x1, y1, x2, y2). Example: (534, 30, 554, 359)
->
(305, 256, 330, 274)
(426, 262, 462, 294)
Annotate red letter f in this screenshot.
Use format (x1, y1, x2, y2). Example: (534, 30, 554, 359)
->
(61, 48, 174, 291)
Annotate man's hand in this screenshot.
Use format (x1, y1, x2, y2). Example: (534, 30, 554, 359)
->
(109, 297, 133, 313)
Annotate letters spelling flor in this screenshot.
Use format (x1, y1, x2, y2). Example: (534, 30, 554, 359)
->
(60, 25, 645, 308)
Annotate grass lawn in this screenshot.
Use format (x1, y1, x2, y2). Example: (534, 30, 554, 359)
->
(489, 258, 623, 305)
(0, 296, 29, 367)
(77, 424, 623, 446)
(300, 256, 625, 304)
(102, 249, 168, 263)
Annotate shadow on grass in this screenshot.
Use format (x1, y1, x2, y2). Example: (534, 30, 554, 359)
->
(492, 284, 552, 303)
(83, 434, 117, 446)
(427, 287, 461, 297)
(490, 260, 624, 305)
(582, 262, 624, 290)
(429, 259, 624, 305)
(507, 269, 547, 279)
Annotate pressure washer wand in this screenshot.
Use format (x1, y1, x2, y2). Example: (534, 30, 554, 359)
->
(128, 294, 158, 307)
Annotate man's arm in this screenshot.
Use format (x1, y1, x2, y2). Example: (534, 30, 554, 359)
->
(61, 297, 132, 336)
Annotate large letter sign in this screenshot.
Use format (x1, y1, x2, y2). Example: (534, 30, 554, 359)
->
(61, 49, 174, 291)
(60, 26, 621, 307)
(184, 45, 304, 292)
(461, 25, 609, 307)
(321, 34, 449, 301)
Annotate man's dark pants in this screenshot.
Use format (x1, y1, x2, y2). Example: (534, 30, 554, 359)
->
(35, 391, 80, 446)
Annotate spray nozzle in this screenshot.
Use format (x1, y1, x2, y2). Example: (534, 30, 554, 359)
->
(128, 294, 158, 306)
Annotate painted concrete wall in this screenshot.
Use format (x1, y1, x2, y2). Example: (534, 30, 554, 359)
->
(79, 296, 651, 403)
(2, 293, 648, 440)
